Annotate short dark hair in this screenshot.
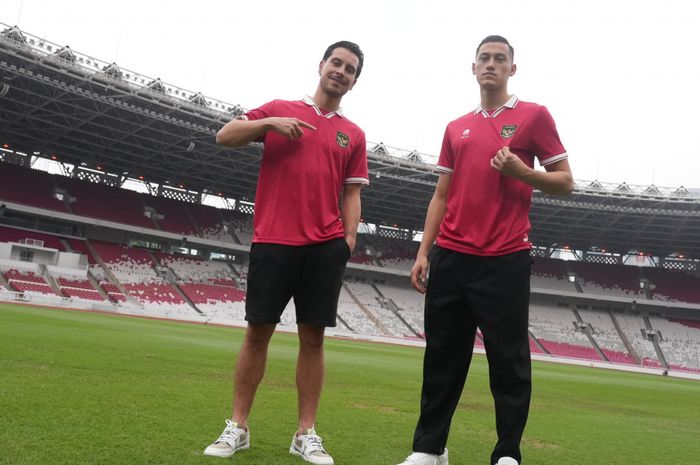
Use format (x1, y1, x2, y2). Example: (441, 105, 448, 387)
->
(323, 41, 364, 78)
(476, 35, 514, 61)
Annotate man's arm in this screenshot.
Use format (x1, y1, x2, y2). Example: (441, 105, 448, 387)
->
(340, 183, 362, 253)
(216, 117, 317, 147)
(490, 147, 574, 195)
(410, 173, 452, 293)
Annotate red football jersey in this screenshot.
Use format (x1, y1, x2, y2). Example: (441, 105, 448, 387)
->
(436, 96, 567, 256)
(242, 97, 369, 246)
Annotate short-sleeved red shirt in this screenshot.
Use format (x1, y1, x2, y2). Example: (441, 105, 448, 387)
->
(242, 97, 369, 246)
(435, 96, 567, 256)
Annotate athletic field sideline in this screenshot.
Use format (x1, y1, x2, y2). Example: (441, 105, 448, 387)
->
(1, 302, 698, 465)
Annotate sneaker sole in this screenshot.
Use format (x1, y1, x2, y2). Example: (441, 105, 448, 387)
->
(289, 446, 334, 465)
(204, 442, 250, 458)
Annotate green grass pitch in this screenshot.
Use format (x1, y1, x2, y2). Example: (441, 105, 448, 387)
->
(1, 302, 699, 465)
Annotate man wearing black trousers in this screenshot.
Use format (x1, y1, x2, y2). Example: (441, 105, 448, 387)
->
(396, 35, 574, 465)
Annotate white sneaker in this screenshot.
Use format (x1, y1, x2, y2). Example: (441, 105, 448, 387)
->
(397, 449, 448, 465)
(203, 420, 250, 457)
(495, 458, 518, 465)
(289, 427, 334, 464)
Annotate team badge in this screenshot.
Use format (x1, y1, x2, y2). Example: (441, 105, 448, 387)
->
(336, 131, 350, 148)
(500, 124, 518, 139)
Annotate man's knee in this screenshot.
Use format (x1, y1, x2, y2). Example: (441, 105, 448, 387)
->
(298, 324, 325, 351)
(244, 323, 276, 347)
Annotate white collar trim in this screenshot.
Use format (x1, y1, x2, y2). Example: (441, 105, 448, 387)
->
(303, 95, 343, 118)
(475, 95, 519, 118)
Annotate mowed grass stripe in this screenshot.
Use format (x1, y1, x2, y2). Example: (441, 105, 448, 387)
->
(1, 303, 698, 465)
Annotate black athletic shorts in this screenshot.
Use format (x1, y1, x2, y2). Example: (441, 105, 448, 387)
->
(245, 238, 351, 327)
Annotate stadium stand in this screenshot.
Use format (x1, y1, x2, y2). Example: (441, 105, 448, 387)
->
(671, 318, 700, 330)
(2, 189, 700, 375)
(61, 287, 105, 302)
(344, 281, 396, 335)
(209, 210, 251, 245)
(57, 176, 155, 229)
(531, 257, 578, 293)
(0, 225, 65, 250)
(367, 235, 418, 270)
(571, 261, 645, 298)
(529, 304, 601, 361)
(225, 212, 254, 246)
(141, 195, 199, 235)
(56, 275, 107, 302)
(2, 211, 700, 375)
(614, 314, 662, 367)
(645, 268, 700, 304)
(189, 203, 235, 242)
(99, 281, 128, 303)
(337, 285, 384, 336)
(577, 309, 637, 364)
(348, 252, 376, 266)
(1, 22, 699, 379)
(156, 253, 232, 283)
(154, 252, 246, 314)
(64, 239, 96, 263)
(2, 269, 58, 296)
(648, 316, 700, 372)
(86, 240, 198, 317)
(0, 159, 253, 242)
(528, 336, 546, 355)
(376, 282, 425, 332)
(0, 163, 67, 211)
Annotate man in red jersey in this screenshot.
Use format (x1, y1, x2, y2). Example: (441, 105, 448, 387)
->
(204, 41, 368, 465)
(397, 36, 573, 465)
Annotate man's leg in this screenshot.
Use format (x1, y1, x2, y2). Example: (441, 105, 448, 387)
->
(413, 247, 477, 454)
(472, 251, 532, 465)
(236, 242, 301, 426)
(287, 239, 345, 463)
(296, 323, 326, 431)
(292, 238, 348, 430)
(204, 322, 276, 457)
(231, 322, 277, 427)
(205, 243, 298, 457)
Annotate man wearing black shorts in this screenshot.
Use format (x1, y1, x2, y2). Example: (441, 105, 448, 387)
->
(204, 41, 368, 465)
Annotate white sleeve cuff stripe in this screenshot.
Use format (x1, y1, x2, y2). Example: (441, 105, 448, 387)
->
(344, 177, 370, 185)
(435, 166, 454, 174)
(540, 153, 568, 166)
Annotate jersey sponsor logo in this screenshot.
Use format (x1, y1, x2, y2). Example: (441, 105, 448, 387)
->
(336, 131, 350, 148)
(460, 128, 471, 139)
(500, 124, 518, 139)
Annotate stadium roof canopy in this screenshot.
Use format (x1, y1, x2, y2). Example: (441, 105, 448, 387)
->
(1, 24, 700, 258)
